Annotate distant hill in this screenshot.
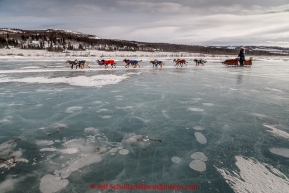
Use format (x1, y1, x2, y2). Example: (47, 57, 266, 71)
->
(0, 28, 288, 56)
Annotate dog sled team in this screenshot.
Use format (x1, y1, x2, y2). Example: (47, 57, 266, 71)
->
(66, 58, 207, 69)
(66, 48, 252, 69)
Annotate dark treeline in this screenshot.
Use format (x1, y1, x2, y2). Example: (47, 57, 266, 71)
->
(0, 28, 288, 56)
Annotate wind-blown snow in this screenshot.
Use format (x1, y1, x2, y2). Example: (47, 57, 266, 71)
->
(216, 156, 289, 193)
(0, 75, 128, 87)
(263, 124, 289, 139)
(269, 148, 289, 158)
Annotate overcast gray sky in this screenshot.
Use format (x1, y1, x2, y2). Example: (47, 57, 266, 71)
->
(1, 0, 289, 47)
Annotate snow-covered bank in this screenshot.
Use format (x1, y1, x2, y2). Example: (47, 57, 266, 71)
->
(1, 48, 288, 62)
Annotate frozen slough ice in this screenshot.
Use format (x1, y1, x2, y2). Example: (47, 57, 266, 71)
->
(194, 132, 207, 144)
(216, 156, 289, 193)
(38, 132, 161, 190)
(191, 152, 207, 161)
(189, 160, 206, 172)
(269, 148, 289, 158)
(0, 116, 12, 123)
(134, 116, 150, 123)
(0, 175, 27, 192)
(162, 110, 170, 119)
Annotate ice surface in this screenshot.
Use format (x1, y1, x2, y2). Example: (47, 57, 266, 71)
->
(161, 110, 170, 119)
(0, 176, 26, 192)
(1, 59, 289, 193)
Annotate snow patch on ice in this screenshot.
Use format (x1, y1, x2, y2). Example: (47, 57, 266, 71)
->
(171, 156, 181, 163)
(66, 106, 82, 113)
(269, 148, 289, 158)
(193, 126, 205, 131)
(100, 115, 112, 119)
(39, 148, 78, 154)
(39, 174, 68, 193)
(189, 160, 206, 172)
(119, 149, 129, 155)
(191, 152, 208, 161)
(188, 108, 204, 112)
(192, 98, 202, 101)
(0, 74, 128, 87)
(109, 148, 118, 153)
(115, 106, 133, 110)
(36, 140, 54, 146)
(96, 109, 109, 113)
(263, 124, 289, 139)
(202, 103, 214, 106)
(216, 156, 289, 193)
(194, 132, 207, 144)
(84, 127, 95, 132)
(60, 153, 102, 178)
